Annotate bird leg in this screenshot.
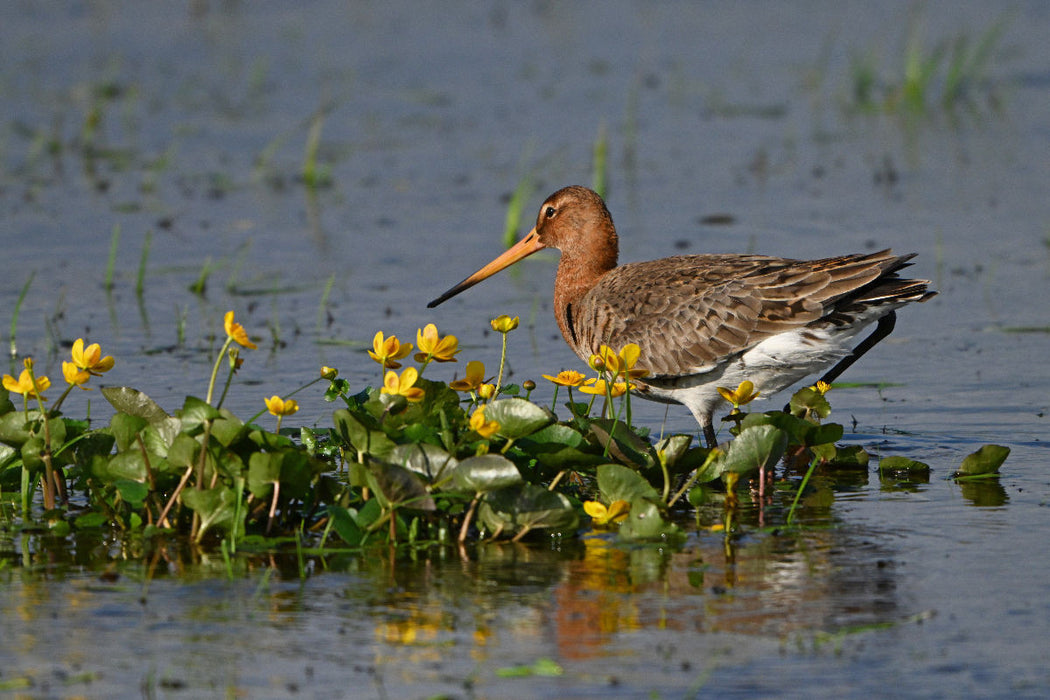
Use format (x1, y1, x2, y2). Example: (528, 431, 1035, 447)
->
(818, 310, 897, 386)
(703, 423, 717, 449)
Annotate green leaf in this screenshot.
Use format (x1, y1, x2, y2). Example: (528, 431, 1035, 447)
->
(587, 418, 656, 469)
(211, 409, 246, 447)
(789, 387, 831, 421)
(719, 424, 788, 475)
(827, 444, 869, 468)
(178, 395, 221, 429)
(478, 483, 579, 537)
(878, 455, 930, 473)
(115, 479, 150, 506)
(20, 436, 46, 472)
(596, 463, 660, 504)
(140, 417, 182, 455)
(368, 461, 436, 511)
(654, 434, 693, 469)
(167, 433, 201, 469)
(101, 386, 170, 423)
(390, 442, 458, 483)
(75, 511, 110, 529)
(957, 444, 1010, 478)
(483, 398, 555, 440)
(91, 451, 147, 483)
(618, 498, 680, 541)
(326, 504, 363, 546)
(452, 454, 523, 493)
(0, 410, 34, 446)
(248, 452, 281, 498)
(110, 413, 147, 452)
(182, 486, 240, 538)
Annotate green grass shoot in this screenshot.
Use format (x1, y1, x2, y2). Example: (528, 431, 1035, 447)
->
(189, 256, 212, 296)
(9, 271, 35, 358)
(317, 273, 335, 333)
(104, 224, 120, 291)
(591, 121, 608, 199)
(136, 230, 152, 297)
(503, 174, 532, 249)
(302, 109, 329, 189)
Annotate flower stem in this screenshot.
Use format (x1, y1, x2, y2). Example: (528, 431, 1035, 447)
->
(494, 333, 508, 396)
(206, 337, 234, 405)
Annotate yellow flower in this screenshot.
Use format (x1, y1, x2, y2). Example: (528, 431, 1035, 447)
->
(477, 383, 496, 400)
(321, 366, 339, 380)
(70, 338, 115, 375)
(490, 315, 520, 333)
(368, 331, 413, 369)
(584, 499, 630, 526)
(3, 368, 50, 399)
(264, 395, 300, 417)
(813, 380, 832, 395)
(578, 378, 633, 397)
(224, 311, 257, 349)
(469, 408, 500, 438)
(449, 360, 486, 392)
(717, 380, 760, 408)
(62, 361, 91, 389)
(616, 343, 649, 380)
(588, 345, 621, 375)
(381, 367, 425, 402)
(542, 370, 587, 387)
(414, 323, 459, 363)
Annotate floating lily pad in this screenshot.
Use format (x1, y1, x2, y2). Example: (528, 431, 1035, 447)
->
(956, 444, 1010, 478)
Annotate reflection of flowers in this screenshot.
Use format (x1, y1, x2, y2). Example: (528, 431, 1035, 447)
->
(414, 324, 459, 364)
(381, 367, 425, 402)
(716, 380, 759, 409)
(224, 311, 257, 349)
(369, 332, 413, 369)
(583, 499, 630, 526)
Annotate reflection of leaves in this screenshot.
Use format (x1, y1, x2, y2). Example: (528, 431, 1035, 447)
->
(478, 483, 578, 537)
(956, 444, 1009, 478)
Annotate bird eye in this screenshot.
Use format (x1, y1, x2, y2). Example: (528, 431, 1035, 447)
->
(545, 206, 556, 219)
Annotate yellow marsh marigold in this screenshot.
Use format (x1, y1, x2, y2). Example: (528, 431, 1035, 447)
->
(716, 380, 760, 408)
(578, 378, 633, 397)
(320, 366, 339, 380)
(414, 324, 459, 363)
(62, 361, 91, 389)
(3, 365, 50, 399)
(70, 338, 115, 376)
(490, 315, 520, 333)
(224, 311, 257, 349)
(584, 499, 630, 526)
(469, 408, 500, 438)
(542, 370, 586, 387)
(264, 395, 300, 417)
(368, 331, 413, 369)
(381, 367, 425, 402)
(449, 360, 486, 392)
(813, 380, 832, 395)
(477, 383, 496, 400)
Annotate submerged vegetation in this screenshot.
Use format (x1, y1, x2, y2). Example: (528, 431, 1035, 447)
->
(0, 309, 1008, 558)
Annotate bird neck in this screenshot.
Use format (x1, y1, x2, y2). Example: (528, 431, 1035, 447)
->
(551, 232, 618, 355)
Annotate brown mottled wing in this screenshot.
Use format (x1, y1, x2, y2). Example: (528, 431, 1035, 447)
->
(571, 250, 914, 376)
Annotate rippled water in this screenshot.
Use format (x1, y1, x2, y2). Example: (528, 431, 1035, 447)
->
(2, 1, 1049, 697)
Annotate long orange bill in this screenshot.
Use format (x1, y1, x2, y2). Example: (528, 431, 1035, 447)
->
(427, 228, 546, 307)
